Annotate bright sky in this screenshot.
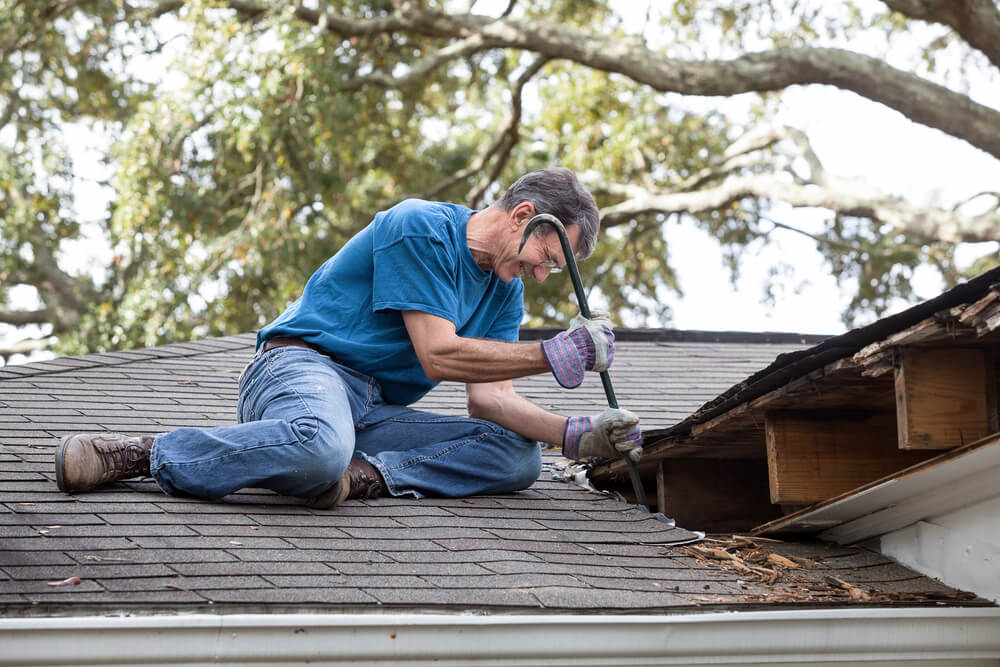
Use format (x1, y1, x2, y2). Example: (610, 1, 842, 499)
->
(2, 2, 999, 362)
(661, 86, 1000, 335)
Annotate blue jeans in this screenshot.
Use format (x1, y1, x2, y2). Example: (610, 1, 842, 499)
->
(149, 346, 542, 502)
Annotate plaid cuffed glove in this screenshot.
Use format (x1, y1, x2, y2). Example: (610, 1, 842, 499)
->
(562, 409, 643, 462)
(541, 315, 615, 389)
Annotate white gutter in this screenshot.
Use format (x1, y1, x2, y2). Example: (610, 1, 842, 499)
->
(3, 608, 1000, 666)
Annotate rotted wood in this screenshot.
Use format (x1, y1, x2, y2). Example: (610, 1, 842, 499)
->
(656, 461, 667, 515)
(956, 285, 1000, 336)
(655, 458, 782, 531)
(895, 347, 991, 450)
(985, 346, 999, 435)
(765, 411, 935, 505)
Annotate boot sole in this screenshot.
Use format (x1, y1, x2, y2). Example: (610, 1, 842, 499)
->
(306, 477, 348, 510)
(55, 435, 73, 492)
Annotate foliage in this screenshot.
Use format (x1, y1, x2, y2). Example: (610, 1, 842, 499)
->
(1, 0, 998, 357)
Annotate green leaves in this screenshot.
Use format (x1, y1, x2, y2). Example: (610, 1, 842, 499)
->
(2, 0, 996, 356)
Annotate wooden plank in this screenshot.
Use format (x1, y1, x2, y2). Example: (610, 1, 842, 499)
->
(753, 432, 1000, 538)
(656, 461, 666, 515)
(895, 348, 991, 450)
(988, 347, 999, 435)
(657, 458, 781, 531)
(765, 411, 933, 505)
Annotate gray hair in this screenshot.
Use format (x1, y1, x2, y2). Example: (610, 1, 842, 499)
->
(496, 168, 600, 259)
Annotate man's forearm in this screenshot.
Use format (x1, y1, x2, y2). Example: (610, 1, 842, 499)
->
(468, 383, 567, 445)
(425, 337, 551, 383)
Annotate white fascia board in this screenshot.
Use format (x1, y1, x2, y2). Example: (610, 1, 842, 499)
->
(882, 520, 1000, 603)
(3, 608, 1000, 666)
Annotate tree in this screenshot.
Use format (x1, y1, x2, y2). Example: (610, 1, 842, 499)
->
(2, 0, 998, 360)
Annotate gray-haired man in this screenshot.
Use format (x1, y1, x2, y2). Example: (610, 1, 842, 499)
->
(57, 168, 643, 507)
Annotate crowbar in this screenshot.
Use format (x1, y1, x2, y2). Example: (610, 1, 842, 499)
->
(520, 213, 651, 511)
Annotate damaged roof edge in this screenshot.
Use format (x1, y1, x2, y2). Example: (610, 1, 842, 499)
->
(655, 265, 1000, 440)
(753, 431, 1000, 543)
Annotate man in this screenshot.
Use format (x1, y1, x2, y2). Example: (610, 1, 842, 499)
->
(56, 168, 643, 508)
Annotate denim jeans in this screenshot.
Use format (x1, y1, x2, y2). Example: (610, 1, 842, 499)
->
(149, 346, 542, 502)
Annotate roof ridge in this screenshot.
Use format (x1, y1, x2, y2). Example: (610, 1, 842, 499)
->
(0, 332, 256, 381)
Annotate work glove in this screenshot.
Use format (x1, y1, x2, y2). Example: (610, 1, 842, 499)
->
(562, 408, 643, 462)
(541, 313, 615, 389)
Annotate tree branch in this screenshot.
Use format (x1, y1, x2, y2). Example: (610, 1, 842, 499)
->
(0, 336, 58, 363)
(760, 215, 865, 253)
(381, 56, 549, 209)
(467, 55, 549, 206)
(600, 173, 1000, 245)
(337, 33, 490, 92)
(0, 306, 53, 326)
(241, 5, 1000, 160)
(881, 0, 1000, 69)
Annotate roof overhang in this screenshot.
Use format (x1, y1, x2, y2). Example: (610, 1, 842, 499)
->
(3, 608, 1000, 666)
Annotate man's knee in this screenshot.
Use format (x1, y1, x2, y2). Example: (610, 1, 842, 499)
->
(290, 414, 352, 481)
(506, 434, 542, 491)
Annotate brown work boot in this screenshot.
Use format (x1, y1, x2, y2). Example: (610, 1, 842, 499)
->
(308, 458, 386, 509)
(55, 433, 154, 492)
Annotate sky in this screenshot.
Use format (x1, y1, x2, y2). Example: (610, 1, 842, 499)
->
(2, 1, 999, 361)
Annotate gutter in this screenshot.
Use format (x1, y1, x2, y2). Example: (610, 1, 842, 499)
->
(4, 608, 1000, 665)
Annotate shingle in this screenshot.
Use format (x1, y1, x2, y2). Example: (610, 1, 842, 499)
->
(22, 524, 197, 538)
(381, 549, 545, 564)
(284, 538, 450, 552)
(27, 590, 206, 604)
(1, 537, 137, 551)
(432, 538, 593, 555)
(579, 575, 739, 595)
(224, 549, 394, 563)
(127, 536, 294, 550)
(531, 586, 692, 609)
(536, 551, 677, 569)
(421, 573, 588, 590)
(331, 562, 493, 576)
(482, 560, 638, 578)
(248, 505, 454, 521)
(99, 575, 273, 592)
(191, 524, 389, 539)
(2, 578, 106, 594)
(203, 587, 377, 604)
(99, 512, 254, 525)
(0, 550, 77, 566)
(336, 526, 495, 540)
(394, 515, 546, 530)
(367, 587, 540, 607)
(263, 574, 429, 589)
(168, 561, 336, 577)
(6, 501, 165, 514)
(3, 563, 175, 580)
(72, 549, 238, 564)
(0, 512, 105, 526)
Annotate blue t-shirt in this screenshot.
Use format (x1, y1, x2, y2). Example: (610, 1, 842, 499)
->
(257, 199, 525, 405)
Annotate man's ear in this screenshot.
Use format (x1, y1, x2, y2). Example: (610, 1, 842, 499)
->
(510, 201, 536, 228)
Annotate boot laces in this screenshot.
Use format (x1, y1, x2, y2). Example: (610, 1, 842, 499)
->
(346, 464, 384, 500)
(96, 437, 149, 483)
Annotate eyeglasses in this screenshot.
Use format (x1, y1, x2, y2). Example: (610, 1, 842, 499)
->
(540, 245, 563, 273)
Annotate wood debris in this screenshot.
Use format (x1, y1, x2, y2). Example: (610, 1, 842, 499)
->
(682, 536, 976, 605)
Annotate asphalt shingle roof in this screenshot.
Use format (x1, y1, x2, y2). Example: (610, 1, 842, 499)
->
(0, 331, 982, 613)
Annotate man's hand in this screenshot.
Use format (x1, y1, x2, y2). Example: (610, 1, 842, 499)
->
(541, 314, 615, 389)
(562, 408, 643, 462)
